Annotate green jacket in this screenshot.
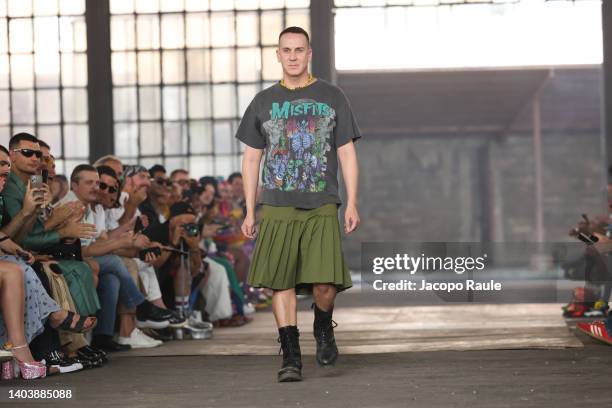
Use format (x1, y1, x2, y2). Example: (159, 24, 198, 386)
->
(2, 172, 100, 315)
(2, 172, 60, 251)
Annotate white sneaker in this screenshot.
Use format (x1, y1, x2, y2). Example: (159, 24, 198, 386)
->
(243, 302, 256, 315)
(117, 328, 162, 349)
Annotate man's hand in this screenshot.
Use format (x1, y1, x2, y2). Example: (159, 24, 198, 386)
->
(41, 184, 52, 208)
(58, 221, 97, 239)
(22, 181, 45, 217)
(0, 238, 34, 264)
(46, 201, 83, 231)
(132, 232, 150, 250)
(344, 204, 360, 234)
(241, 213, 257, 239)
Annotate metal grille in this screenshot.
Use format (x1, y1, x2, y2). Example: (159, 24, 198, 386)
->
(0, 0, 88, 175)
(110, 0, 310, 178)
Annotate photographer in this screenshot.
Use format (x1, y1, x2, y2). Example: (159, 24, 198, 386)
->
(145, 202, 202, 314)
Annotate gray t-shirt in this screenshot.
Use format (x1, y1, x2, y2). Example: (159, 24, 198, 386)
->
(235, 79, 361, 209)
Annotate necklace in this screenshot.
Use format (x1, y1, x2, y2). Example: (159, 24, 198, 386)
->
(280, 73, 315, 90)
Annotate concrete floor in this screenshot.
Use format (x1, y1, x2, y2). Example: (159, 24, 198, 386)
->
(1, 322, 611, 408)
(2, 291, 611, 407)
(3, 336, 611, 408)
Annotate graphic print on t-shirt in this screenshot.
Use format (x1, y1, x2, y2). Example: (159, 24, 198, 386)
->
(262, 98, 335, 192)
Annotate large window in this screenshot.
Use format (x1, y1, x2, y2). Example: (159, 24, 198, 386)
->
(334, 0, 602, 70)
(0, 0, 88, 174)
(110, 0, 309, 178)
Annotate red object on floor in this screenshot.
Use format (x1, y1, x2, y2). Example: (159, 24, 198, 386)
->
(577, 321, 612, 345)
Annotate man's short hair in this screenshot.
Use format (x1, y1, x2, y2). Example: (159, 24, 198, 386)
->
(0, 145, 9, 155)
(54, 174, 68, 184)
(97, 165, 118, 181)
(38, 139, 50, 150)
(278, 26, 310, 45)
(170, 168, 189, 179)
(9, 133, 39, 150)
(71, 164, 97, 184)
(93, 154, 122, 168)
(123, 164, 148, 178)
(227, 172, 242, 183)
(149, 164, 166, 177)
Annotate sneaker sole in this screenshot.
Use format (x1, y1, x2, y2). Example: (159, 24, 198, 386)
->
(136, 319, 171, 329)
(278, 371, 302, 382)
(578, 327, 612, 345)
(121, 342, 162, 349)
(51, 364, 84, 374)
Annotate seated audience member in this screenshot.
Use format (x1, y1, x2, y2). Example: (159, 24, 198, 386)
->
(93, 155, 124, 182)
(96, 165, 185, 333)
(148, 164, 166, 180)
(112, 164, 150, 229)
(145, 202, 202, 314)
(140, 165, 173, 227)
(60, 164, 172, 350)
(3, 134, 100, 323)
(50, 175, 68, 205)
(0, 144, 98, 377)
(171, 169, 191, 195)
(228, 172, 245, 215)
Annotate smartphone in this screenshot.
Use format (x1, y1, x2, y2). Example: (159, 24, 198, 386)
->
(30, 175, 45, 200)
(577, 232, 599, 245)
(134, 216, 144, 233)
(138, 247, 161, 261)
(30, 174, 43, 188)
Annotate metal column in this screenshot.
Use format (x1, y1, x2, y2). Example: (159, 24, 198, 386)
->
(310, 0, 335, 83)
(85, 0, 114, 162)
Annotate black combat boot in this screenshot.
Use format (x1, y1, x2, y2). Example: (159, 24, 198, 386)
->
(277, 325, 302, 382)
(312, 303, 339, 367)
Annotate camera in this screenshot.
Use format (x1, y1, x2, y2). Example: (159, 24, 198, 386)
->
(181, 223, 200, 237)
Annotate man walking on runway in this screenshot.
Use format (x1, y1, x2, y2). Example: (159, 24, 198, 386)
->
(236, 26, 361, 382)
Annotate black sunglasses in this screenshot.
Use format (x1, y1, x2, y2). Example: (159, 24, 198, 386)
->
(99, 182, 118, 194)
(13, 148, 43, 159)
(153, 177, 172, 187)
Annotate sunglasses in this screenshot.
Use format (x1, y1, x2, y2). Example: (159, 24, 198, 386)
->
(0, 160, 11, 168)
(175, 179, 190, 186)
(12, 148, 43, 159)
(153, 178, 172, 187)
(99, 182, 118, 194)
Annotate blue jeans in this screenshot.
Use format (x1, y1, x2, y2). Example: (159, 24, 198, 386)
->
(93, 255, 145, 336)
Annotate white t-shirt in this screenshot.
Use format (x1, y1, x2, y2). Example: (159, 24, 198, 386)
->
(58, 191, 106, 247)
(105, 191, 142, 231)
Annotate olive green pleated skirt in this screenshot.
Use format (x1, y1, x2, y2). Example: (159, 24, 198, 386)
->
(247, 203, 352, 295)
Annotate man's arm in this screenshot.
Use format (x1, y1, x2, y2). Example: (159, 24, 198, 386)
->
(3, 192, 61, 250)
(240, 146, 263, 239)
(338, 140, 360, 234)
(81, 233, 133, 258)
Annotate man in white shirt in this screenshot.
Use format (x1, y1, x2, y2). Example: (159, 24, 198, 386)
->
(62, 164, 172, 350)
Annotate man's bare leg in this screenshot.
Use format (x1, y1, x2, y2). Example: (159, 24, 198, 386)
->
(272, 288, 297, 327)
